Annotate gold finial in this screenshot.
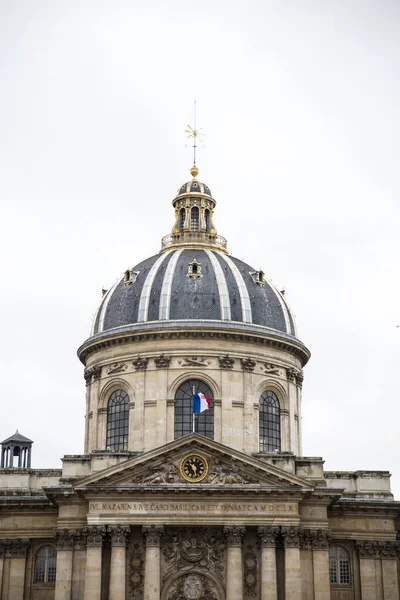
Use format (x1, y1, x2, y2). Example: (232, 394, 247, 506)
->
(190, 164, 199, 179)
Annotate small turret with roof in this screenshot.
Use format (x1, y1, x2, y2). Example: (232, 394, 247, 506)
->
(1, 429, 33, 468)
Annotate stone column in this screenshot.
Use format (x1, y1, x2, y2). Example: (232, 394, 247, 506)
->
(356, 541, 400, 600)
(83, 526, 106, 600)
(55, 529, 75, 600)
(72, 530, 87, 600)
(6, 539, 30, 600)
(282, 527, 301, 600)
(258, 526, 279, 600)
(109, 526, 130, 600)
(224, 526, 245, 600)
(301, 530, 331, 600)
(143, 526, 164, 600)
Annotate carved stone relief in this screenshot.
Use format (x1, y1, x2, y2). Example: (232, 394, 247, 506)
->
(128, 540, 144, 600)
(4, 539, 30, 558)
(178, 357, 210, 367)
(106, 362, 128, 374)
(162, 528, 225, 582)
(208, 459, 259, 485)
(263, 363, 281, 376)
(241, 358, 256, 372)
(243, 545, 258, 597)
(166, 574, 218, 600)
(155, 354, 172, 368)
(132, 356, 149, 371)
(84, 365, 102, 385)
(218, 355, 235, 369)
(355, 540, 398, 558)
(132, 461, 180, 484)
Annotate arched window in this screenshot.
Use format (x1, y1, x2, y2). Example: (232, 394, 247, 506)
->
(34, 546, 56, 584)
(180, 208, 186, 231)
(259, 390, 281, 452)
(106, 389, 129, 451)
(191, 207, 199, 231)
(175, 380, 214, 440)
(205, 209, 210, 232)
(329, 546, 351, 584)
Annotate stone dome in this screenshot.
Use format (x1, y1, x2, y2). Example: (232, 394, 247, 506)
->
(90, 248, 298, 339)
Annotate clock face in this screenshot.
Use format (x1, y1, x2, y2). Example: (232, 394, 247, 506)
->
(180, 454, 208, 482)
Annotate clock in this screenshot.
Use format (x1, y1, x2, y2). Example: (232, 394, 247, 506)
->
(180, 454, 208, 482)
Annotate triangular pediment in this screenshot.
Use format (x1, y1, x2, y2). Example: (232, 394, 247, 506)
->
(74, 435, 314, 492)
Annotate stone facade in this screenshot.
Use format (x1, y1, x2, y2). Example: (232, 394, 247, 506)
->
(1, 165, 399, 599)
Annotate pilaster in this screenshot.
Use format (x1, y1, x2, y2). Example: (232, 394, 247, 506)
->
(5, 539, 30, 600)
(224, 526, 245, 600)
(356, 541, 399, 600)
(300, 529, 331, 600)
(282, 527, 301, 600)
(55, 529, 75, 600)
(258, 527, 279, 600)
(109, 526, 130, 600)
(143, 526, 164, 600)
(83, 526, 106, 600)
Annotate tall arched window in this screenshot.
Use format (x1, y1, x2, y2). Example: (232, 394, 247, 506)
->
(34, 546, 56, 584)
(106, 389, 129, 451)
(191, 207, 199, 231)
(180, 208, 186, 231)
(175, 380, 214, 440)
(205, 209, 210, 232)
(259, 390, 281, 452)
(329, 546, 351, 584)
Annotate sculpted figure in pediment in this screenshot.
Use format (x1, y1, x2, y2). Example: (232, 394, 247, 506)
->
(208, 459, 258, 485)
(133, 461, 180, 484)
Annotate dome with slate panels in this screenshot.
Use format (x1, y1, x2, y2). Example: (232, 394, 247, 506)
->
(90, 248, 297, 338)
(84, 164, 305, 357)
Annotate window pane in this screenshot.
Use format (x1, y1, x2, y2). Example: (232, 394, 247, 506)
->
(259, 391, 281, 452)
(106, 390, 129, 450)
(175, 380, 214, 440)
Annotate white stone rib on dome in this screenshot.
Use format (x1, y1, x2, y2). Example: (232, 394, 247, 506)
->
(138, 251, 172, 323)
(216, 251, 252, 324)
(204, 249, 231, 321)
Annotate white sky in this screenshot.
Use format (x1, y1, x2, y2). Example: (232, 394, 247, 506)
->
(1, 1, 399, 495)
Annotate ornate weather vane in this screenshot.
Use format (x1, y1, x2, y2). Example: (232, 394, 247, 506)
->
(185, 101, 204, 178)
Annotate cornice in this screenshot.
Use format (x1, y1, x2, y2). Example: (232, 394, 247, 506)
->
(77, 320, 310, 366)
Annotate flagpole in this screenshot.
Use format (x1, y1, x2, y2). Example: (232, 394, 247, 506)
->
(192, 385, 196, 433)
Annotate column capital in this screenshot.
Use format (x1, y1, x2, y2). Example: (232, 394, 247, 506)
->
(356, 540, 398, 559)
(281, 527, 301, 548)
(84, 525, 106, 547)
(109, 525, 130, 547)
(56, 529, 75, 551)
(4, 539, 30, 558)
(223, 526, 246, 547)
(143, 525, 164, 547)
(0, 541, 5, 557)
(257, 526, 279, 548)
(299, 529, 331, 550)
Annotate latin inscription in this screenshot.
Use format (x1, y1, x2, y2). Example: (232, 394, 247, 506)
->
(89, 502, 297, 515)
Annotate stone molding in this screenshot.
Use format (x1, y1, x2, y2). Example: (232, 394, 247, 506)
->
(109, 525, 130, 547)
(300, 529, 331, 550)
(281, 527, 301, 548)
(56, 529, 75, 551)
(132, 356, 149, 371)
(257, 526, 279, 548)
(4, 539, 30, 558)
(355, 540, 398, 559)
(154, 354, 171, 368)
(143, 525, 164, 547)
(223, 526, 245, 547)
(84, 525, 106, 547)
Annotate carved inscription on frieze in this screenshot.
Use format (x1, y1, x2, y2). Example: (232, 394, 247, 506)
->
(89, 501, 297, 516)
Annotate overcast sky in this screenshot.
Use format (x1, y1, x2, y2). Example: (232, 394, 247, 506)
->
(1, 1, 399, 496)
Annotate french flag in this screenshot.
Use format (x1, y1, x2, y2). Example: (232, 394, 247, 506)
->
(192, 393, 211, 414)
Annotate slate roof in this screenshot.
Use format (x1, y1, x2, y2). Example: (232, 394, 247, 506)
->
(90, 249, 298, 339)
